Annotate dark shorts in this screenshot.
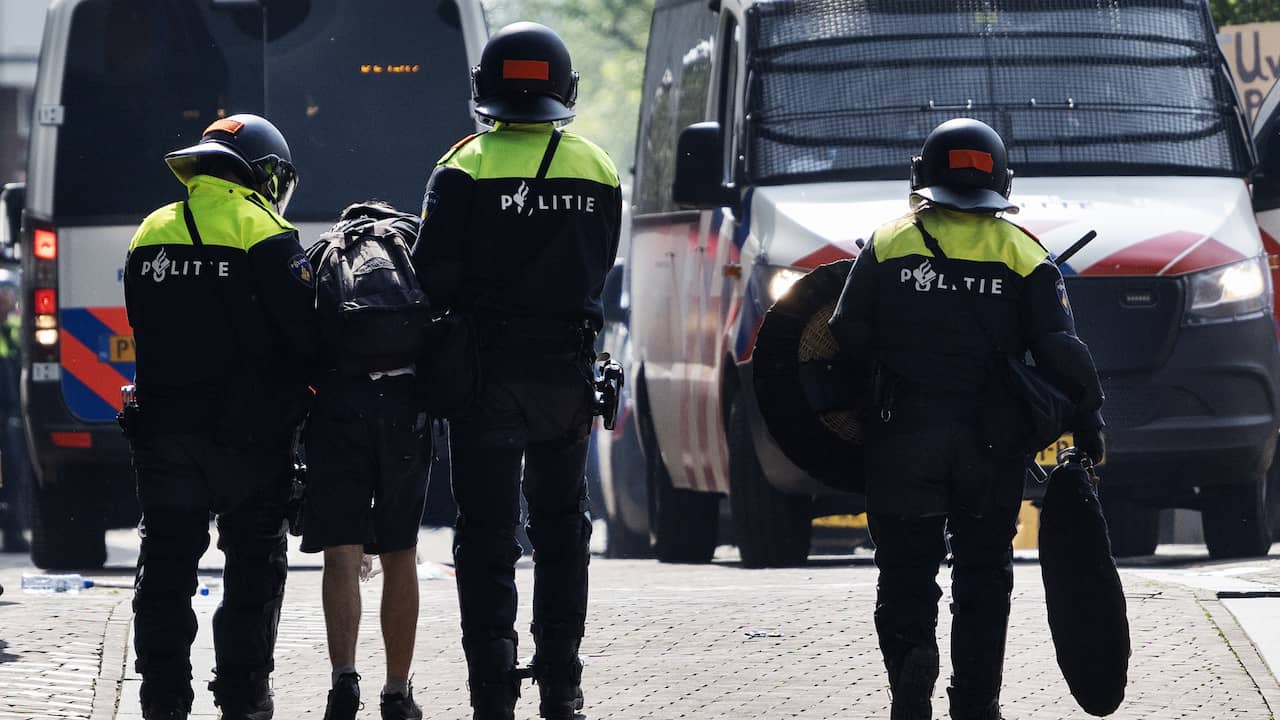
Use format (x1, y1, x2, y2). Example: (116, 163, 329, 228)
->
(300, 375, 431, 554)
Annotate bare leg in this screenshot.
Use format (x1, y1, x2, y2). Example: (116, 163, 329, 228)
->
(379, 547, 419, 683)
(322, 545, 364, 671)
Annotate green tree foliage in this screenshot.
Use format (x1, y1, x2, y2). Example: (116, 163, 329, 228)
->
(1211, 0, 1280, 26)
(483, 0, 655, 174)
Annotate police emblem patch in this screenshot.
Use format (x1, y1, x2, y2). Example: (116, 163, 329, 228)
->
(421, 189, 439, 221)
(288, 253, 314, 287)
(1056, 278, 1071, 314)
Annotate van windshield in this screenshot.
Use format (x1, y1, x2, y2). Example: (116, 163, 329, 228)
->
(54, 0, 473, 226)
(745, 0, 1253, 186)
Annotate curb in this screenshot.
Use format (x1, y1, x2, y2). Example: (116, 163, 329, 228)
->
(1202, 596, 1280, 719)
(91, 597, 133, 720)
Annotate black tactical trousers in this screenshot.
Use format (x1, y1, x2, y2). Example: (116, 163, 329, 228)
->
(868, 504, 1020, 720)
(448, 356, 595, 670)
(130, 431, 291, 710)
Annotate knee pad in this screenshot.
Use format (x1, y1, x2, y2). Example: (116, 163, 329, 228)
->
(526, 508, 591, 564)
(220, 534, 287, 606)
(454, 522, 523, 569)
(950, 552, 1013, 614)
(135, 509, 210, 603)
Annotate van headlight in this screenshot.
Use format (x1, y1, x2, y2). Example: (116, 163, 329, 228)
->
(767, 267, 806, 302)
(1185, 255, 1271, 324)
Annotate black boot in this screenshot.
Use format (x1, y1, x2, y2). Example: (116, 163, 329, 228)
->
(142, 698, 191, 720)
(532, 627, 585, 720)
(209, 673, 274, 720)
(887, 645, 939, 720)
(947, 685, 1003, 720)
(139, 677, 193, 720)
(464, 638, 521, 720)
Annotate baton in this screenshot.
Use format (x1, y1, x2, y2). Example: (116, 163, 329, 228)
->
(1053, 230, 1097, 268)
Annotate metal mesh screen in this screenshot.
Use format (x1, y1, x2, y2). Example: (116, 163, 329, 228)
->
(744, 0, 1252, 185)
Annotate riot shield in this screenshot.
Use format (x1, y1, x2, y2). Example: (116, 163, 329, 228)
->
(1039, 450, 1130, 716)
(752, 259, 864, 493)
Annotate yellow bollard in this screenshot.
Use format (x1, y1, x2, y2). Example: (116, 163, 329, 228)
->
(1012, 500, 1040, 550)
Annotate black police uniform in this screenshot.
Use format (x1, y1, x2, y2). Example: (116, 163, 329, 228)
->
(829, 205, 1103, 720)
(412, 121, 621, 704)
(124, 172, 316, 714)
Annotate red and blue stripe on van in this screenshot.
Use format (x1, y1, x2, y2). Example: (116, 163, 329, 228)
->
(59, 306, 133, 422)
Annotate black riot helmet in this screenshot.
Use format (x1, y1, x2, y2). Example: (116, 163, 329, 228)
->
(165, 114, 299, 214)
(470, 22, 578, 126)
(910, 119, 1016, 214)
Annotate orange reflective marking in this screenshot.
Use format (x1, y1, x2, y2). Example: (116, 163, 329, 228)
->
(948, 149, 994, 173)
(205, 118, 245, 135)
(502, 60, 550, 80)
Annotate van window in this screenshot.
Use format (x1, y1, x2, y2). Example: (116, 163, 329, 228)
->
(267, 0, 473, 223)
(744, 0, 1253, 186)
(634, 0, 718, 215)
(53, 0, 472, 227)
(55, 0, 265, 225)
(718, 18, 741, 183)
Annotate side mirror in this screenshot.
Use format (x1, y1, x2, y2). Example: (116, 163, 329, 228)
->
(672, 122, 738, 211)
(601, 263, 628, 326)
(0, 183, 25, 257)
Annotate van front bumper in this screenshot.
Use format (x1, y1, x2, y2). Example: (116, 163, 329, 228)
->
(1026, 312, 1280, 505)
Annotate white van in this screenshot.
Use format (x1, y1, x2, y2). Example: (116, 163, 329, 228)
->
(5, 0, 486, 568)
(623, 0, 1280, 566)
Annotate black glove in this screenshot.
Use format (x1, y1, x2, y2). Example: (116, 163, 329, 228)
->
(1074, 427, 1106, 465)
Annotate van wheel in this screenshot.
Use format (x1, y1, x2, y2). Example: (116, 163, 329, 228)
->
(1100, 487, 1159, 558)
(638, 394, 718, 564)
(1202, 477, 1272, 560)
(31, 466, 107, 570)
(728, 398, 811, 568)
(646, 451, 719, 563)
(606, 515, 652, 559)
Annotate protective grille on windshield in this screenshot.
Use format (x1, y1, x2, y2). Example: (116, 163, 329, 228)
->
(744, 0, 1253, 185)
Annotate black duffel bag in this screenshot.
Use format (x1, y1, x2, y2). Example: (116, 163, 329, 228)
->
(1039, 448, 1130, 716)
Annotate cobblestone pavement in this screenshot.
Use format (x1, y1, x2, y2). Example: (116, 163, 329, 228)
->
(2, 541, 1279, 720)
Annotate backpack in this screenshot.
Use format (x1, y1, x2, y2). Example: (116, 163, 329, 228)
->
(310, 203, 429, 374)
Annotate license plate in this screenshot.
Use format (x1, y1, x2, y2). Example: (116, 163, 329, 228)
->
(1036, 433, 1074, 468)
(108, 335, 135, 363)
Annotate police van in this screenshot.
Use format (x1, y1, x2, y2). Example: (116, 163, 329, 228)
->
(4, 0, 485, 569)
(623, 0, 1280, 566)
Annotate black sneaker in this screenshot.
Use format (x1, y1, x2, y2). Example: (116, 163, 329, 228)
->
(380, 682, 424, 720)
(324, 672, 362, 720)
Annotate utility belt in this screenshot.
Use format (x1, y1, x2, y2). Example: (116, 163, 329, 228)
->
(475, 315, 597, 358)
(118, 379, 308, 447)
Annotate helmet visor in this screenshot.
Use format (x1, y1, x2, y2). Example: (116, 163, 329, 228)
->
(257, 155, 299, 215)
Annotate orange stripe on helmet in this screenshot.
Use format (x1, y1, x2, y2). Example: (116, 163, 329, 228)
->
(502, 59, 550, 80)
(205, 118, 244, 136)
(948, 149, 994, 173)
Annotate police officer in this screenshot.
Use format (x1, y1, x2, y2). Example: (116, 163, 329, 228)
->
(828, 119, 1104, 720)
(411, 22, 621, 720)
(124, 114, 317, 720)
(0, 269, 29, 554)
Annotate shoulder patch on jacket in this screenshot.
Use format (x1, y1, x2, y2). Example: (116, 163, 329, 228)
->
(437, 131, 486, 168)
(288, 252, 315, 287)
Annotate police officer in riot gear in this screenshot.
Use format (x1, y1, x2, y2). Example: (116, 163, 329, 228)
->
(0, 268, 28, 554)
(829, 119, 1104, 720)
(124, 114, 316, 720)
(411, 22, 621, 720)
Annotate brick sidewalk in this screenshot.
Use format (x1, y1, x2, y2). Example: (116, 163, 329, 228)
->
(3, 555, 1278, 719)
